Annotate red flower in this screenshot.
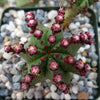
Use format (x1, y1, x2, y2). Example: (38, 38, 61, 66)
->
(27, 45, 38, 56)
(55, 15, 64, 24)
(64, 56, 75, 64)
(21, 82, 29, 90)
(49, 60, 59, 71)
(48, 35, 56, 44)
(31, 65, 40, 75)
(34, 29, 43, 39)
(53, 73, 62, 83)
(60, 39, 69, 48)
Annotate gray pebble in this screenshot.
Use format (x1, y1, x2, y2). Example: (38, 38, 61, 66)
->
(0, 89, 9, 96)
(12, 74, 22, 82)
(0, 35, 3, 43)
(88, 88, 93, 95)
(12, 82, 21, 90)
(21, 22, 29, 33)
(1, 32, 6, 38)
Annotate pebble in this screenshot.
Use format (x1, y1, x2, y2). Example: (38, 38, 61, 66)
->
(17, 10, 25, 20)
(34, 91, 43, 99)
(12, 74, 22, 82)
(11, 92, 16, 99)
(73, 74, 80, 81)
(71, 94, 77, 99)
(16, 61, 26, 71)
(78, 80, 84, 86)
(16, 92, 24, 100)
(15, 30, 24, 37)
(65, 94, 71, 100)
(91, 60, 98, 67)
(1, 32, 7, 38)
(50, 85, 57, 92)
(6, 21, 15, 32)
(72, 85, 78, 94)
(88, 88, 93, 95)
(12, 82, 21, 90)
(87, 81, 98, 88)
(0, 74, 8, 83)
(48, 10, 57, 20)
(10, 67, 19, 75)
(26, 88, 35, 99)
(0, 89, 9, 96)
(20, 37, 28, 44)
(51, 92, 60, 99)
(5, 81, 12, 90)
(4, 41, 11, 45)
(89, 52, 98, 61)
(69, 23, 78, 30)
(88, 72, 97, 80)
(60, 93, 65, 99)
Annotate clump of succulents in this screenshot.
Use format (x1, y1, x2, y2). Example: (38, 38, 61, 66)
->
(4, 0, 97, 93)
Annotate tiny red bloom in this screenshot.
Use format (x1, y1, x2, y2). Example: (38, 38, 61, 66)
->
(24, 74, 32, 83)
(76, 60, 84, 69)
(55, 15, 64, 24)
(64, 56, 75, 64)
(34, 29, 43, 39)
(49, 60, 59, 71)
(21, 82, 29, 90)
(28, 19, 38, 28)
(58, 8, 65, 15)
(4, 45, 12, 53)
(53, 73, 62, 83)
(84, 64, 91, 71)
(60, 39, 69, 48)
(51, 23, 61, 34)
(31, 65, 40, 75)
(59, 83, 67, 91)
(72, 34, 80, 43)
(27, 45, 38, 56)
(48, 35, 56, 44)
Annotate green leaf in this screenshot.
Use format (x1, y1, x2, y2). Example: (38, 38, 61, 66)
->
(31, 56, 53, 84)
(21, 70, 28, 80)
(53, 43, 81, 56)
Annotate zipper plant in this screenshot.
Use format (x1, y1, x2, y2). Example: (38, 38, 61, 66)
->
(4, 0, 98, 93)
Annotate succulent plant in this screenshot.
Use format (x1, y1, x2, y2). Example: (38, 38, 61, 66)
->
(4, 0, 98, 93)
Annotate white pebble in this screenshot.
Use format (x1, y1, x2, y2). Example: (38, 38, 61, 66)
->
(48, 10, 57, 20)
(3, 52, 12, 60)
(50, 85, 57, 92)
(87, 81, 98, 88)
(15, 19, 23, 26)
(69, 23, 77, 30)
(17, 10, 25, 20)
(16, 30, 24, 38)
(60, 93, 65, 99)
(64, 94, 71, 100)
(81, 27, 88, 32)
(72, 85, 78, 94)
(16, 92, 24, 100)
(20, 37, 28, 44)
(73, 74, 80, 81)
(0, 74, 8, 83)
(45, 93, 51, 99)
(51, 92, 60, 99)
(5, 81, 12, 90)
(88, 72, 97, 80)
(78, 80, 84, 86)
(11, 93, 16, 99)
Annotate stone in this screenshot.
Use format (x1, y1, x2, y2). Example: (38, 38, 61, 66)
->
(5, 13, 11, 17)
(6, 21, 16, 32)
(36, 86, 43, 91)
(5, 96, 11, 100)
(78, 80, 84, 86)
(6, 74, 12, 83)
(87, 81, 98, 88)
(4, 36, 9, 43)
(1, 32, 7, 38)
(75, 22, 80, 27)
(78, 85, 88, 92)
(51, 92, 60, 99)
(50, 85, 57, 92)
(0, 74, 8, 83)
(0, 35, 3, 43)
(16, 61, 26, 71)
(34, 91, 43, 99)
(17, 10, 25, 20)
(10, 32, 16, 39)
(88, 88, 93, 95)
(35, 82, 41, 87)
(15, 30, 24, 37)
(43, 87, 50, 96)
(10, 67, 19, 75)
(26, 88, 35, 99)
(4, 41, 11, 45)
(91, 60, 97, 67)
(12, 82, 21, 90)
(37, 9, 44, 16)
(20, 37, 28, 44)
(15, 18, 23, 26)
(21, 22, 29, 33)
(5, 81, 12, 90)
(0, 83, 6, 88)
(64, 94, 71, 100)
(71, 94, 77, 99)
(69, 23, 78, 30)
(89, 96, 94, 99)
(72, 85, 78, 94)
(12, 74, 22, 82)
(88, 72, 97, 80)
(73, 74, 80, 81)
(89, 52, 98, 61)
(77, 47, 85, 53)
(45, 93, 51, 99)
(11, 92, 16, 99)
(78, 92, 89, 100)
(16, 92, 24, 100)
(48, 10, 57, 20)
(60, 93, 65, 99)
(9, 10, 17, 18)
(81, 27, 88, 32)
(0, 89, 9, 96)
